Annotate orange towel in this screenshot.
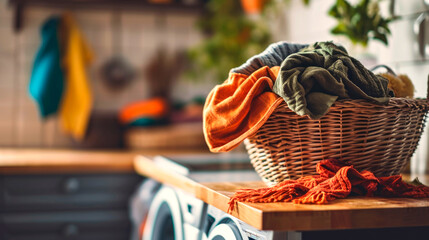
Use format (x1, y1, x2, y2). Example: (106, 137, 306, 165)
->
(119, 97, 168, 124)
(203, 66, 282, 152)
(228, 159, 429, 213)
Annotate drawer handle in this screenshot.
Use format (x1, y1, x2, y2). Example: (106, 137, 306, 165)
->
(62, 224, 79, 237)
(62, 178, 80, 194)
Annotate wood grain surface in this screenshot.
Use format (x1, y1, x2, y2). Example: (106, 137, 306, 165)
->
(134, 155, 429, 231)
(125, 122, 208, 150)
(0, 148, 209, 174)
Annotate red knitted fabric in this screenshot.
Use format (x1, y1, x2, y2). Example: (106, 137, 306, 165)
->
(228, 159, 429, 213)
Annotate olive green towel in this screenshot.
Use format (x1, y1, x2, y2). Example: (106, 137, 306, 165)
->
(273, 42, 393, 119)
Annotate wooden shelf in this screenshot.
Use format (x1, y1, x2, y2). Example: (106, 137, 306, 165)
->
(125, 122, 208, 150)
(8, 0, 205, 32)
(0, 148, 209, 174)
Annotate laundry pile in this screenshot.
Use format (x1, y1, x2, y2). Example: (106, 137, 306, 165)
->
(203, 41, 393, 152)
(273, 42, 392, 119)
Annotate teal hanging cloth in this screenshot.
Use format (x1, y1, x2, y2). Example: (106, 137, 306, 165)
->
(29, 16, 64, 118)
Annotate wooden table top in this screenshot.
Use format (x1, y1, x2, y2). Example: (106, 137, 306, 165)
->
(134, 155, 429, 231)
(0, 148, 209, 174)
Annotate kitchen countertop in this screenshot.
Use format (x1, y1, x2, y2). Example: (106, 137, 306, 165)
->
(0, 148, 210, 174)
(134, 155, 429, 231)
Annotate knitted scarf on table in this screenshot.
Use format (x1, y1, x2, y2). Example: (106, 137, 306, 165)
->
(228, 159, 429, 213)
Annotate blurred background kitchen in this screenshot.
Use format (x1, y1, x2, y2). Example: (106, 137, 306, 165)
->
(0, 0, 428, 171)
(1, 0, 429, 239)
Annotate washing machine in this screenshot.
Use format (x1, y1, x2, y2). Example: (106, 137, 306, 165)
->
(142, 185, 207, 240)
(140, 154, 273, 240)
(142, 184, 275, 240)
(206, 204, 278, 240)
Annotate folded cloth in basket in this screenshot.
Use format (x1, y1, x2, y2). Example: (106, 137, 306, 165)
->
(203, 66, 283, 152)
(273, 42, 393, 119)
(228, 159, 429, 213)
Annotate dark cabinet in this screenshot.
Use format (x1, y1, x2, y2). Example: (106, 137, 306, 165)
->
(0, 172, 143, 240)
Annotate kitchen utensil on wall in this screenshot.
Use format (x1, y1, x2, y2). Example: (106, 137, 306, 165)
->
(144, 48, 186, 99)
(100, 12, 135, 91)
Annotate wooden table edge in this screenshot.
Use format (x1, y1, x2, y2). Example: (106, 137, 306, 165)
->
(133, 155, 429, 231)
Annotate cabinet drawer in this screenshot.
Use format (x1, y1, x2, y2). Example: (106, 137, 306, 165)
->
(0, 173, 143, 212)
(0, 210, 131, 240)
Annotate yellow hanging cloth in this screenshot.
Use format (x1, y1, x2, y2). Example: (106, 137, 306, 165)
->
(60, 13, 94, 140)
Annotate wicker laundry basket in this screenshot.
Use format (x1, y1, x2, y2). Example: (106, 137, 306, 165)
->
(244, 96, 429, 186)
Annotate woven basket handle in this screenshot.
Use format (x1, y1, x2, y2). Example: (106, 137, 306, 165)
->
(370, 64, 397, 76)
(371, 65, 429, 99)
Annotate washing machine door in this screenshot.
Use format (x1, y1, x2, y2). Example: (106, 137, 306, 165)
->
(143, 186, 184, 240)
(207, 222, 244, 240)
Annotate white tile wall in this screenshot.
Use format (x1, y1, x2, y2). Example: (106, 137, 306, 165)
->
(0, 1, 203, 147)
(392, 0, 429, 17)
(0, 0, 17, 146)
(279, 0, 336, 44)
(387, 16, 427, 63)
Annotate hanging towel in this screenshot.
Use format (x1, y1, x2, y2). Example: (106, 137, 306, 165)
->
(59, 13, 94, 140)
(273, 42, 393, 119)
(228, 159, 429, 213)
(203, 66, 283, 152)
(28, 16, 64, 117)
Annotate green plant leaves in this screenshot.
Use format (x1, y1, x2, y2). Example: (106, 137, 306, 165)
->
(186, 0, 271, 83)
(328, 0, 395, 47)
